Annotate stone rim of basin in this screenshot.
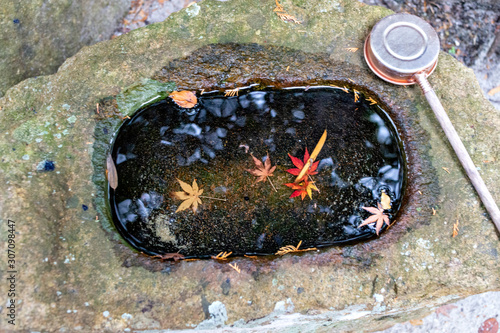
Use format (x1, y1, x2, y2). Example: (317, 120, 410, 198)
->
(93, 44, 438, 265)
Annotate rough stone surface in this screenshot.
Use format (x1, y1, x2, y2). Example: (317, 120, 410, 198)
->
(0, 0, 499, 331)
(0, 0, 129, 97)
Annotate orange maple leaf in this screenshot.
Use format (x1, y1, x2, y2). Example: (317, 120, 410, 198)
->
(286, 148, 319, 181)
(169, 91, 197, 108)
(246, 153, 277, 191)
(285, 178, 319, 200)
(358, 203, 390, 235)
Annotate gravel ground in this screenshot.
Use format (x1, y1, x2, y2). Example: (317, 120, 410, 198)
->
(110, 1, 500, 332)
(378, 291, 500, 333)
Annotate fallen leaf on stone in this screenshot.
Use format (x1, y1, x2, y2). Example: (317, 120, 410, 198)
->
(169, 90, 197, 108)
(345, 47, 359, 52)
(479, 318, 499, 333)
(106, 154, 118, 190)
(435, 304, 457, 317)
(153, 253, 185, 261)
(273, 0, 302, 24)
(487, 85, 500, 96)
(381, 190, 391, 210)
(409, 319, 423, 326)
(358, 203, 390, 235)
(229, 263, 241, 273)
(246, 153, 277, 191)
(452, 220, 459, 238)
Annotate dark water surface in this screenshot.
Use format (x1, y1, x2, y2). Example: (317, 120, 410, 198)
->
(109, 86, 407, 258)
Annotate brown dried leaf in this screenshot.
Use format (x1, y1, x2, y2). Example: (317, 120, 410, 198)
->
(153, 253, 185, 261)
(106, 154, 118, 190)
(381, 190, 391, 210)
(169, 90, 197, 108)
(246, 153, 277, 191)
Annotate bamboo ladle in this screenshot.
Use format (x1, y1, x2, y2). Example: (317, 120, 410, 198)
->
(364, 13, 500, 233)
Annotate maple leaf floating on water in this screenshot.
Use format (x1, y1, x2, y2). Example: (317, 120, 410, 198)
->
(173, 178, 203, 213)
(246, 153, 277, 191)
(173, 178, 226, 213)
(285, 179, 319, 200)
(358, 203, 390, 235)
(169, 90, 197, 108)
(286, 148, 319, 181)
(380, 190, 392, 210)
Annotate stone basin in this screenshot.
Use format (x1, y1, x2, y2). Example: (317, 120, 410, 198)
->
(0, 0, 499, 331)
(108, 82, 407, 258)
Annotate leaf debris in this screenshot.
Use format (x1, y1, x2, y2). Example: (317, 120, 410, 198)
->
(452, 220, 459, 237)
(273, 0, 302, 24)
(366, 97, 377, 105)
(346, 47, 359, 52)
(275, 240, 316, 256)
(224, 88, 239, 97)
(228, 263, 241, 273)
(153, 253, 185, 261)
(353, 89, 360, 103)
(244, 255, 258, 259)
(212, 251, 232, 260)
(442, 167, 451, 174)
(487, 84, 500, 96)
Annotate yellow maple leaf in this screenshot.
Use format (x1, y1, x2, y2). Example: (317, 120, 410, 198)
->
(174, 179, 203, 213)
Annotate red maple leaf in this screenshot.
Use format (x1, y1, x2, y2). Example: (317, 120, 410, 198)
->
(285, 178, 319, 200)
(286, 148, 319, 182)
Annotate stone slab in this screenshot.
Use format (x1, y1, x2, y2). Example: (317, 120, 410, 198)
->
(0, 0, 499, 331)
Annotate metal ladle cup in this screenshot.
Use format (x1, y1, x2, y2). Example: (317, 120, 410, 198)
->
(364, 13, 500, 233)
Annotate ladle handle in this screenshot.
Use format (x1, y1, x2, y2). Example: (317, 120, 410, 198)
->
(414, 73, 500, 233)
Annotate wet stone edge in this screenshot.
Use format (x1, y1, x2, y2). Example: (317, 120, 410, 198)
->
(91, 43, 439, 272)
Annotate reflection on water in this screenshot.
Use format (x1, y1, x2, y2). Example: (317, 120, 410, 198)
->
(109, 86, 407, 258)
